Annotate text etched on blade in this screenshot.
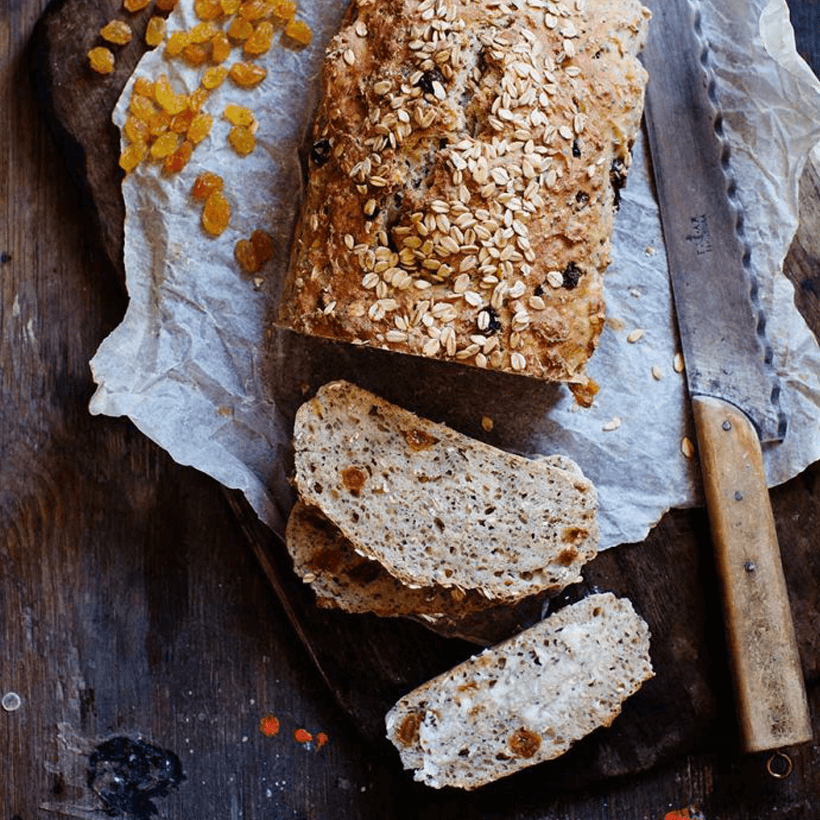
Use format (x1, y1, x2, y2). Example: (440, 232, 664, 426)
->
(686, 214, 713, 256)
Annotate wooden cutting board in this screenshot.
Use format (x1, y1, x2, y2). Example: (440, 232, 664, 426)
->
(29, 0, 820, 795)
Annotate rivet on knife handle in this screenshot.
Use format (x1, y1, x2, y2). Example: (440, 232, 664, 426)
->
(692, 395, 812, 753)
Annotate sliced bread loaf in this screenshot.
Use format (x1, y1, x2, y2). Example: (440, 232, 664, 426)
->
(385, 592, 654, 789)
(292, 380, 599, 603)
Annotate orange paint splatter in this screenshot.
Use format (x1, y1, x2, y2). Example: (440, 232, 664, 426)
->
(259, 714, 280, 737)
(315, 731, 329, 748)
(293, 728, 313, 743)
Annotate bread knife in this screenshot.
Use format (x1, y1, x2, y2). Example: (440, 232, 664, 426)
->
(640, 0, 812, 752)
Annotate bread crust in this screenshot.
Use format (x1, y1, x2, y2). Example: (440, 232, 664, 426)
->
(277, 0, 651, 383)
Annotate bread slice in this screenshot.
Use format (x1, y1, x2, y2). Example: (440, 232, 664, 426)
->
(292, 380, 599, 604)
(385, 592, 654, 789)
(277, 0, 651, 383)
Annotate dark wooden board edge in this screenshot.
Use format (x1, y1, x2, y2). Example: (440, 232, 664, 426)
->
(27, 0, 820, 796)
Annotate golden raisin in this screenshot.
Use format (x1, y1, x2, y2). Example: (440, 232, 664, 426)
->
(124, 115, 150, 143)
(129, 93, 156, 122)
(228, 125, 255, 155)
(119, 141, 148, 173)
(220, 0, 241, 12)
(148, 109, 171, 136)
(145, 16, 166, 47)
(223, 103, 255, 127)
(234, 238, 259, 273)
(182, 43, 210, 66)
(250, 229, 274, 264)
(189, 21, 219, 43)
(228, 61, 267, 87)
(155, 0, 179, 9)
(187, 87, 210, 113)
(165, 30, 190, 57)
(133, 77, 154, 97)
(243, 21, 274, 56)
(201, 66, 229, 89)
(163, 140, 193, 174)
(154, 74, 187, 114)
(239, 0, 271, 20)
(150, 131, 179, 159)
(194, 0, 223, 19)
(227, 18, 253, 40)
(270, 0, 296, 22)
(192, 171, 224, 200)
(202, 190, 231, 236)
(123, 0, 151, 11)
(88, 46, 115, 74)
(284, 19, 312, 47)
(210, 31, 232, 63)
(169, 109, 195, 133)
(187, 112, 214, 143)
(100, 20, 133, 45)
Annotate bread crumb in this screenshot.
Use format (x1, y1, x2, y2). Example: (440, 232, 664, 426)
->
(602, 417, 621, 431)
(651, 365, 663, 380)
(645, 245, 657, 256)
(626, 328, 645, 343)
(674, 352, 685, 373)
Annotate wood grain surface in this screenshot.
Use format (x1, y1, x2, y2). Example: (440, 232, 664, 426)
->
(3, 0, 820, 817)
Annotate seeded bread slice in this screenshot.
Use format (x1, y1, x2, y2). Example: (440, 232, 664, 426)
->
(385, 592, 654, 789)
(277, 0, 651, 383)
(292, 380, 599, 604)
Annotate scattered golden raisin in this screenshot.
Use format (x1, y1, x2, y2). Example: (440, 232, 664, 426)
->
(148, 109, 171, 136)
(270, 0, 297, 22)
(187, 112, 214, 143)
(223, 103, 255, 127)
(133, 77, 155, 97)
(163, 140, 193, 174)
(234, 238, 259, 272)
(154, 74, 187, 114)
(119, 141, 148, 173)
(88, 46, 115, 74)
(228, 125, 256, 155)
(165, 30, 190, 57)
(211, 31, 232, 63)
(182, 43, 210, 66)
(202, 190, 231, 236)
(124, 115, 150, 143)
(194, 0, 223, 19)
(243, 21, 274, 56)
(123, 0, 151, 11)
(201, 66, 229, 90)
(284, 19, 312, 47)
(155, 0, 179, 9)
(239, 0, 271, 21)
(227, 17, 253, 40)
(100, 20, 133, 45)
(220, 0, 241, 13)
(250, 229, 274, 264)
(187, 86, 210, 113)
(192, 171, 224, 200)
(149, 131, 180, 159)
(169, 109, 195, 133)
(189, 21, 219, 43)
(145, 16, 166, 47)
(228, 61, 267, 87)
(129, 93, 156, 122)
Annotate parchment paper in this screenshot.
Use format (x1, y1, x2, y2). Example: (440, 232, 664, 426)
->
(89, 0, 820, 549)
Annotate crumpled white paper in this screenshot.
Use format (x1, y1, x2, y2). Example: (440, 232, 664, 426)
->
(90, 0, 820, 549)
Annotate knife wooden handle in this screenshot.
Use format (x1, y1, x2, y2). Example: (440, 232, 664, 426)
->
(692, 395, 812, 753)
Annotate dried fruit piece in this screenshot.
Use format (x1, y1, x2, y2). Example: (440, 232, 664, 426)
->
(202, 191, 231, 236)
(234, 238, 259, 272)
(190, 21, 219, 43)
(150, 132, 180, 159)
(169, 109, 195, 133)
(165, 30, 190, 57)
(194, 0, 223, 20)
(163, 140, 193, 174)
(133, 77, 154, 97)
(220, 0, 241, 13)
(223, 103, 255, 127)
(119, 141, 148, 173)
(145, 16, 166, 47)
(187, 87, 210, 113)
(211, 31, 231, 63)
(155, 0, 179, 10)
(187, 112, 214, 144)
(192, 171, 224, 200)
(228, 125, 256, 155)
(239, 0, 271, 20)
(228, 61, 267, 87)
(227, 18, 253, 40)
(243, 21, 274, 56)
(284, 19, 312, 47)
(148, 109, 171, 136)
(270, 0, 297, 22)
(100, 20, 133, 45)
(155, 74, 187, 114)
(123, 0, 151, 11)
(250, 229, 274, 264)
(201, 66, 229, 90)
(124, 115, 150, 143)
(129, 93, 157, 122)
(88, 46, 115, 74)
(182, 43, 210, 66)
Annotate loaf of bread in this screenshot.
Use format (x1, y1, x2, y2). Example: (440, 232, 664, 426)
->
(292, 380, 599, 604)
(385, 592, 654, 789)
(277, 0, 650, 383)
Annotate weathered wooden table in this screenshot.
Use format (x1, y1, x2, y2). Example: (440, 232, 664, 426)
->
(2, 1, 820, 818)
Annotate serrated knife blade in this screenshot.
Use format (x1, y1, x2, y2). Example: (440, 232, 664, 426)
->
(641, 0, 812, 752)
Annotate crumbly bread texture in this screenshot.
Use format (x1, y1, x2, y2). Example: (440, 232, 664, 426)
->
(385, 592, 654, 789)
(292, 380, 599, 603)
(277, 0, 651, 383)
